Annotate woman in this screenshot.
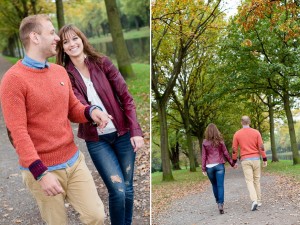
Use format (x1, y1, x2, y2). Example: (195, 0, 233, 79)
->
(202, 123, 236, 214)
(56, 24, 144, 225)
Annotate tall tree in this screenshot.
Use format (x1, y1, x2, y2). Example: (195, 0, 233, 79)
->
(152, 0, 222, 180)
(55, 0, 65, 29)
(237, 0, 300, 164)
(104, 0, 135, 78)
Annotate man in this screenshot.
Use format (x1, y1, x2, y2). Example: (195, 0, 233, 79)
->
(232, 116, 267, 211)
(0, 14, 111, 224)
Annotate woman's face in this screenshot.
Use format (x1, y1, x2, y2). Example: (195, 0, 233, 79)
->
(62, 30, 84, 58)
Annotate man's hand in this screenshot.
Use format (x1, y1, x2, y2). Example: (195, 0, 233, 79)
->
(202, 171, 207, 176)
(38, 172, 64, 196)
(130, 136, 144, 152)
(233, 164, 238, 169)
(262, 161, 267, 167)
(91, 109, 113, 132)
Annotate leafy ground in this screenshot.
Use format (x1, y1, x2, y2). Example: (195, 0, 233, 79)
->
(152, 162, 300, 225)
(152, 167, 209, 215)
(0, 56, 150, 224)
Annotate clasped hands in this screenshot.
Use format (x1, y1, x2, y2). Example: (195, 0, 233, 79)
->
(91, 108, 144, 152)
(91, 108, 113, 132)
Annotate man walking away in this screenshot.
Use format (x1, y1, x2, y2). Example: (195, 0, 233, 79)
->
(232, 116, 267, 211)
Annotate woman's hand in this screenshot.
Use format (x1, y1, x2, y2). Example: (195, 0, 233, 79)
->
(91, 109, 113, 132)
(130, 136, 144, 152)
(202, 171, 207, 176)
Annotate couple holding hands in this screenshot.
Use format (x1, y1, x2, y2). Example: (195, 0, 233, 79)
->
(201, 116, 268, 214)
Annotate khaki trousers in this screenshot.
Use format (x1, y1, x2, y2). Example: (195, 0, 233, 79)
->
(22, 152, 105, 225)
(241, 160, 261, 203)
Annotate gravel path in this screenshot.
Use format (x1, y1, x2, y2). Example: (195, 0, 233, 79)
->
(153, 166, 300, 225)
(0, 56, 150, 225)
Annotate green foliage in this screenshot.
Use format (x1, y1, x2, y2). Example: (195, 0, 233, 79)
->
(0, 0, 55, 53)
(63, 0, 106, 37)
(120, 0, 150, 26)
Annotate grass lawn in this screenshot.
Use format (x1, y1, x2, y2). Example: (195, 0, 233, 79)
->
(3, 55, 19, 64)
(89, 26, 150, 44)
(152, 167, 207, 185)
(126, 63, 150, 129)
(263, 160, 300, 180)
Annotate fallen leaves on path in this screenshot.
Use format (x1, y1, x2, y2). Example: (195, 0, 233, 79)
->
(264, 172, 300, 209)
(152, 179, 209, 217)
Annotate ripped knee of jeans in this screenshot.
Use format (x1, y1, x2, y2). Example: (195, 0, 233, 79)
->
(110, 175, 122, 183)
(126, 164, 131, 174)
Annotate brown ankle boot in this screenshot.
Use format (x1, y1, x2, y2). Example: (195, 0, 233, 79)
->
(218, 203, 224, 214)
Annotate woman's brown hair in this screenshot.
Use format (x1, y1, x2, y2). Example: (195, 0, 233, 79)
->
(56, 24, 103, 66)
(204, 123, 223, 147)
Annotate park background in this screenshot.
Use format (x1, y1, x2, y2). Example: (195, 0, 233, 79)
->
(0, 0, 150, 224)
(151, 0, 300, 224)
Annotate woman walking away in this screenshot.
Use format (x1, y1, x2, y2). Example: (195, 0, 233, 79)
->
(56, 24, 144, 225)
(202, 123, 236, 214)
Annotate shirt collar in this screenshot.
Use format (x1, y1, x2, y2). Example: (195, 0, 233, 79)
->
(22, 55, 50, 69)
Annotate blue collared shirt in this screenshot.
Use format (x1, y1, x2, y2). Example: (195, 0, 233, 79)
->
(22, 55, 50, 69)
(20, 150, 79, 171)
(20, 55, 79, 171)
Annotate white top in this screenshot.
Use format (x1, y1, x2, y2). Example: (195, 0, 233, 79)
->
(76, 68, 116, 135)
(206, 163, 219, 168)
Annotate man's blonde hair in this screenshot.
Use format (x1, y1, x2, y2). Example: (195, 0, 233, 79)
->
(241, 116, 251, 125)
(19, 14, 51, 50)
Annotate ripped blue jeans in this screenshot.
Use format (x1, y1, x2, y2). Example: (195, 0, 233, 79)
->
(86, 132, 136, 225)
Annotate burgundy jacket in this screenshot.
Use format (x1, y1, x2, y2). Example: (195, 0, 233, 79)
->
(65, 56, 143, 141)
(201, 139, 234, 172)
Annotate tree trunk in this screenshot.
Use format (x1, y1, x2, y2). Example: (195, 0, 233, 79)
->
(104, 0, 135, 78)
(182, 103, 196, 172)
(283, 93, 300, 165)
(197, 134, 204, 166)
(157, 101, 174, 181)
(134, 16, 140, 31)
(6, 36, 15, 57)
(14, 33, 22, 58)
(170, 141, 181, 170)
(193, 141, 200, 167)
(30, 0, 37, 14)
(55, 0, 65, 29)
(268, 95, 279, 162)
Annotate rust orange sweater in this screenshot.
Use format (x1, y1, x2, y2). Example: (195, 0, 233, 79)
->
(0, 60, 89, 171)
(232, 127, 267, 163)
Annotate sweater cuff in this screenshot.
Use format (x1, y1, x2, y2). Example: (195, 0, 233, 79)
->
(84, 106, 93, 122)
(85, 105, 103, 122)
(29, 160, 48, 180)
(262, 157, 267, 162)
(233, 159, 237, 164)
